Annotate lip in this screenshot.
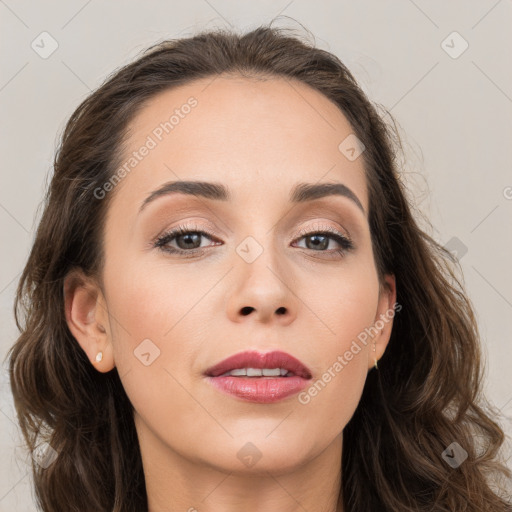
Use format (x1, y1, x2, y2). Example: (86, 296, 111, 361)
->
(204, 350, 312, 403)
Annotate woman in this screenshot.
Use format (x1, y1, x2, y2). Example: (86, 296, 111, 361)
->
(6, 24, 511, 511)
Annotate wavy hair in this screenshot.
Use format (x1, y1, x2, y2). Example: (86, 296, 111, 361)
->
(6, 23, 512, 511)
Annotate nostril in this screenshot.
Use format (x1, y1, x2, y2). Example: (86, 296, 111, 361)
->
(241, 306, 254, 316)
(276, 307, 286, 315)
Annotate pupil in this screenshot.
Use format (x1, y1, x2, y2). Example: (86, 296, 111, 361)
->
(307, 234, 328, 250)
(179, 232, 201, 249)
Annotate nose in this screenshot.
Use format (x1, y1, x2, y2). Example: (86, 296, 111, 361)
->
(225, 246, 299, 326)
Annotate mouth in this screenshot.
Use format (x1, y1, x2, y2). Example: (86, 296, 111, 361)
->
(204, 350, 312, 403)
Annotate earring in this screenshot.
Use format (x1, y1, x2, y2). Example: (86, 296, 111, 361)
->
(95, 351, 103, 363)
(373, 340, 378, 370)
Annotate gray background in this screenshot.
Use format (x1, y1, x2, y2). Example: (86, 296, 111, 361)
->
(1, 1, 511, 509)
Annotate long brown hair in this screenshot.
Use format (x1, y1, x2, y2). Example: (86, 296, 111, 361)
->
(6, 24, 512, 511)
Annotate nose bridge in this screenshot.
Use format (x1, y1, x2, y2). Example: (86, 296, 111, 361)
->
(236, 229, 286, 292)
(232, 200, 282, 271)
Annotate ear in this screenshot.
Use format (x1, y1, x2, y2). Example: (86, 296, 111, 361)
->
(63, 269, 115, 373)
(368, 273, 397, 371)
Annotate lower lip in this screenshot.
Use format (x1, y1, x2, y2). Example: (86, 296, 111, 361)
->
(205, 375, 309, 403)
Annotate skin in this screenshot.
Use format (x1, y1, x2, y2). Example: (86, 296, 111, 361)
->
(64, 75, 396, 512)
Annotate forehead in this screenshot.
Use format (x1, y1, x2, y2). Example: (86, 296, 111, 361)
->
(113, 75, 368, 215)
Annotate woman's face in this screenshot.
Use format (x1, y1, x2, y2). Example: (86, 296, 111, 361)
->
(73, 75, 395, 475)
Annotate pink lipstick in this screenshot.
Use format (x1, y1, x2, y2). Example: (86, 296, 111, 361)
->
(204, 350, 312, 403)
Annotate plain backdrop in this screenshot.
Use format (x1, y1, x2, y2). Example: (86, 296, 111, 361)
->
(1, 1, 511, 509)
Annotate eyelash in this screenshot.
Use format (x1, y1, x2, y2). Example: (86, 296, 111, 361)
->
(153, 223, 354, 259)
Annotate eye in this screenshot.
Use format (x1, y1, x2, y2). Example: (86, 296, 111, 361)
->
(153, 223, 221, 257)
(153, 223, 354, 258)
(292, 225, 354, 257)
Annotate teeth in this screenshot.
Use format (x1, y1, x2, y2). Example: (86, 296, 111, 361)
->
(230, 368, 247, 376)
(219, 367, 293, 377)
(262, 368, 281, 377)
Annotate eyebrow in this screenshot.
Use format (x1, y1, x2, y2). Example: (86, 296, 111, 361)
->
(138, 180, 365, 215)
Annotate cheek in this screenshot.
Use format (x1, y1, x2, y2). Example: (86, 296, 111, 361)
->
(101, 254, 175, 374)
(302, 258, 380, 345)
(294, 263, 378, 427)
(104, 247, 203, 340)
(103, 261, 207, 441)
(107, 270, 168, 344)
(296, 359, 367, 446)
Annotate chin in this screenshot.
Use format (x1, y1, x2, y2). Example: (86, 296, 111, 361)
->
(196, 434, 315, 475)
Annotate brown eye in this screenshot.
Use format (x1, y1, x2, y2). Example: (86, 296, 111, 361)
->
(154, 225, 221, 255)
(303, 233, 330, 250)
(292, 227, 354, 258)
(173, 232, 204, 250)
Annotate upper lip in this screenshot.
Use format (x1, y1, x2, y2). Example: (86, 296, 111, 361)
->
(204, 350, 312, 379)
